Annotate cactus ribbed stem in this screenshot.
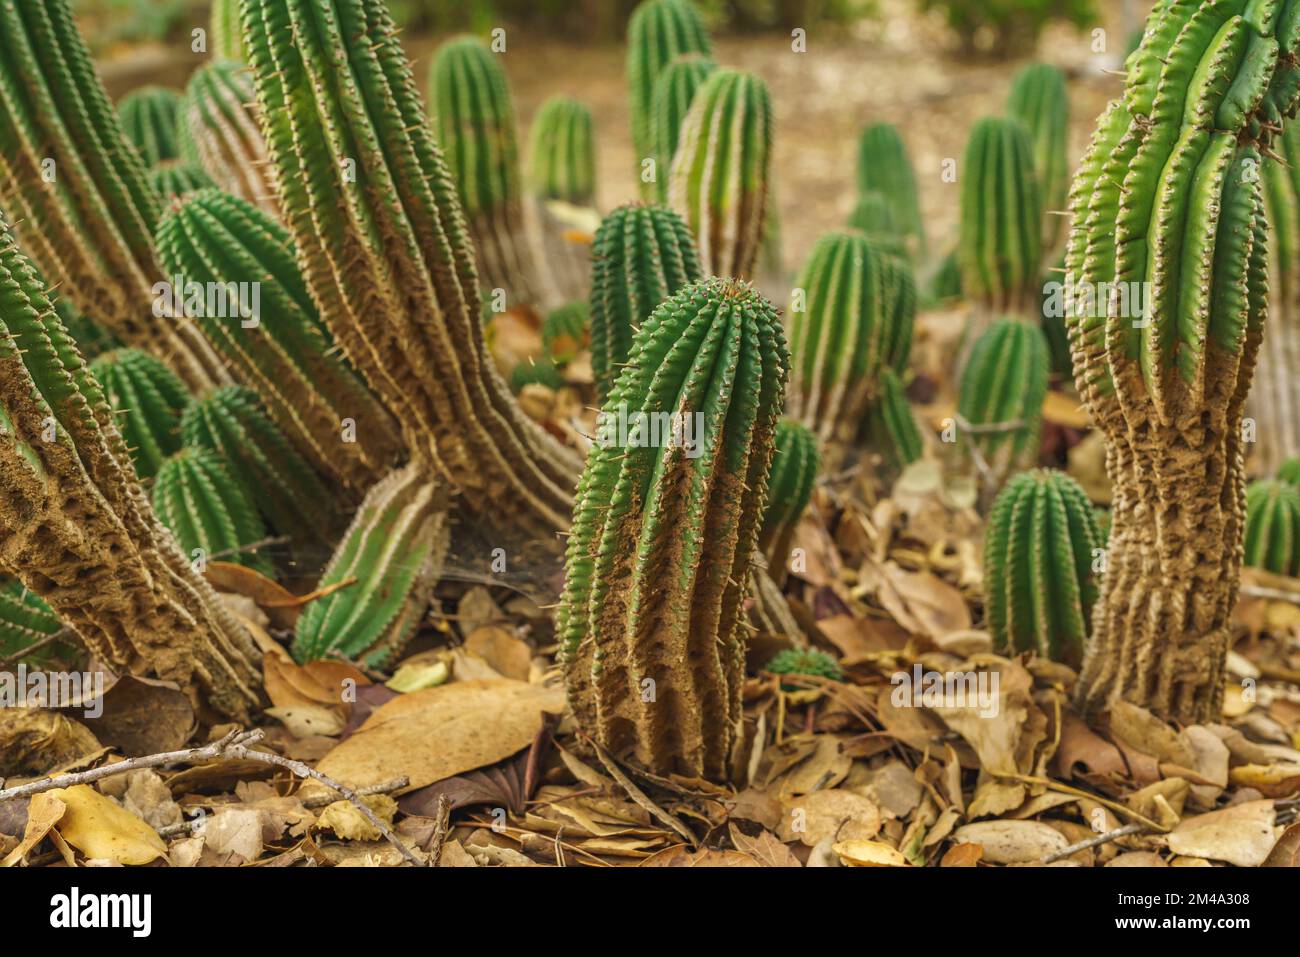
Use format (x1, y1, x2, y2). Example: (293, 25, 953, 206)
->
(1006, 63, 1070, 252)
(526, 96, 597, 303)
(957, 318, 1049, 484)
(156, 189, 404, 492)
(651, 54, 715, 202)
(153, 448, 272, 575)
(117, 86, 183, 167)
(242, 0, 580, 548)
(542, 301, 590, 366)
(558, 277, 788, 780)
(866, 367, 924, 471)
(668, 68, 772, 279)
(856, 123, 926, 260)
(211, 0, 245, 61)
(760, 419, 818, 576)
(1244, 479, 1300, 575)
(0, 578, 69, 666)
(149, 161, 215, 203)
(0, 219, 260, 720)
(90, 348, 190, 480)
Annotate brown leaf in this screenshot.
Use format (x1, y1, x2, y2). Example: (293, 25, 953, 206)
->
(940, 842, 983, 867)
(0, 792, 66, 867)
(1166, 799, 1278, 867)
(205, 561, 303, 630)
(878, 561, 971, 639)
(729, 823, 802, 867)
(640, 845, 761, 867)
(777, 790, 882, 847)
(79, 675, 195, 756)
(463, 626, 532, 681)
(1263, 822, 1300, 867)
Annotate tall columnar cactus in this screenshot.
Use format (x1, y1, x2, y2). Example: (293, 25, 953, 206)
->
(785, 232, 916, 449)
(526, 96, 597, 303)
(149, 161, 216, 203)
(542, 301, 590, 366)
(117, 86, 184, 167)
(182, 386, 341, 548)
(959, 116, 1043, 320)
(210, 0, 245, 61)
(429, 36, 549, 307)
(1065, 0, 1300, 721)
(1006, 63, 1070, 252)
(589, 202, 703, 402)
(628, 0, 712, 195)
(558, 277, 788, 780)
(760, 419, 819, 574)
(848, 192, 907, 258)
(856, 123, 926, 260)
(242, 0, 580, 547)
(89, 348, 191, 480)
(957, 318, 1048, 483)
(651, 54, 716, 201)
(1244, 480, 1300, 576)
(179, 60, 278, 218)
(866, 367, 925, 471)
(293, 465, 448, 668)
(984, 469, 1102, 669)
(0, 217, 260, 720)
(0, 0, 226, 390)
(668, 69, 773, 279)
(155, 188, 404, 492)
(152, 448, 271, 574)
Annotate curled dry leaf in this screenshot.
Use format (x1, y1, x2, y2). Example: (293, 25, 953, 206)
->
(777, 789, 882, 847)
(832, 839, 910, 867)
(950, 820, 1069, 865)
(45, 784, 166, 865)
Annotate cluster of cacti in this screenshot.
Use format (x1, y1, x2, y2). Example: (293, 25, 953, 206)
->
(1065, 0, 1300, 720)
(558, 277, 788, 779)
(155, 188, 404, 492)
(865, 367, 925, 471)
(1006, 63, 1069, 252)
(668, 68, 773, 278)
(117, 86, 184, 167)
(627, 0, 712, 193)
(957, 318, 1049, 483)
(785, 232, 916, 450)
(856, 122, 926, 260)
(760, 420, 819, 575)
(526, 96, 597, 303)
(89, 348, 190, 479)
(1244, 480, 1300, 577)
(179, 60, 278, 217)
(293, 465, 448, 667)
(958, 116, 1043, 320)
(0, 579, 70, 667)
(149, 161, 216, 203)
(152, 448, 272, 575)
(541, 301, 591, 366)
(589, 202, 703, 401)
(429, 36, 550, 307)
(984, 469, 1102, 669)
(651, 54, 716, 201)
(764, 648, 843, 689)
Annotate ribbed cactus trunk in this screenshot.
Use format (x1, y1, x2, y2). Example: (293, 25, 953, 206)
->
(0, 0, 227, 392)
(1066, 0, 1300, 722)
(526, 96, 597, 304)
(242, 0, 580, 551)
(0, 221, 261, 721)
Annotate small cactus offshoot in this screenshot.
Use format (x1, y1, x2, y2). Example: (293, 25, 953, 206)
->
(152, 448, 272, 575)
(856, 122, 925, 260)
(1006, 63, 1069, 252)
(117, 86, 184, 167)
(1244, 480, 1300, 577)
(765, 648, 843, 690)
(542, 301, 591, 365)
(90, 348, 191, 480)
(865, 368, 925, 471)
(760, 420, 819, 574)
(957, 318, 1049, 482)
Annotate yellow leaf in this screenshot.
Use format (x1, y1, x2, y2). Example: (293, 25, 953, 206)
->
(832, 839, 910, 867)
(48, 784, 166, 865)
(386, 659, 449, 693)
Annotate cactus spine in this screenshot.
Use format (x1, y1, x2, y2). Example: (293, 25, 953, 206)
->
(1006, 63, 1070, 252)
(117, 86, 184, 167)
(589, 202, 703, 402)
(760, 420, 818, 575)
(153, 448, 271, 574)
(429, 36, 549, 307)
(90, 348, 190, 480)
(957, 318, 1048, 483)
(0, 218, 259, 720)
(149, 161, 216, 203)
(959, 117, 1043, 319)
(155, 189, 404, 491)
(1244, 479, 1300, 576)
(785, 232, 916, 449)
(293, 465, 448, 668)
(652, 54, 716, 201)
(182, 386, 341, 547)
(558, 277, 788, 780)
(668, 69, 773, 279)
(866, 367, 924, 470)
(1065, 0, 1300, 721)
(628, 0, 712, 195)
(984, 469, 1102, 668)
(242, 0, 580, 546)
(526, 96, 597, 304)
(856, 123, 926, 260)
(0, 0, 226, 390)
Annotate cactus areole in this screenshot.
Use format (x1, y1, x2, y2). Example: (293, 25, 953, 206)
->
(1066, 0, 1300, 722)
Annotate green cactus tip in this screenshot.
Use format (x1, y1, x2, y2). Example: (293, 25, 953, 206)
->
(765, 648, 843, 689)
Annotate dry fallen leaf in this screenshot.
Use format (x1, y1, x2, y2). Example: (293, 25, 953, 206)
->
(46, 784, 166, 865)
(1166, 799, 1278, 867)
(777, 790, 882, 847)
(315, 795, 398, 842)
(0, 792, 67, 867)
(950, 820, 1069, 865)
(832, 839, 910, 867)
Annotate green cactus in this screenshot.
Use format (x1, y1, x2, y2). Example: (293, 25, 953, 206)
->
(558, 277, 788, 780)
(856, 122, 926, 260)
(117, 86, 184, 167)
(292, 465, 448, 668)
(589, 202, 703, 402)
(0, 0, 224, 389)
(1006, 63, 1070, 251)
(959, 116, 1043, 319)
(149, 161, 216, 203)
(925, 249, 964, 306)
(179, 60, 278, 217)
(668, 68, 772, 279)
(56, 299, 119, 361)
(764, 648, 842, 690)
(155, 188, 404, 492)
(651, 54, 716, 201)
(1279, 458, 1300, 486)
(542, 301, 590, 365)
(527, 97, 597, 208)
(957, 318, 1049, 480)
(0, 579, 73, 668)
(243, 0, 580, 545)
(628, 0, 712, 195)
(0, 215, 259, 720)
(984, 469, 1102, 668)
(211, 0, 245, 61)
(760, 419, 819, 573)
(511, 356, 565, 393)
(785, 232, 916, 448)
(182, 386, 341, 547)
(1064, 0, 1300, 720)
(865, 367, 925, 470)
(847, 192, 908, 258)
(89, 348, 191, 480)
(1244, 480, 1300, 576)
(152, 448, 271, 575)
(429, 36, 547, 306)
